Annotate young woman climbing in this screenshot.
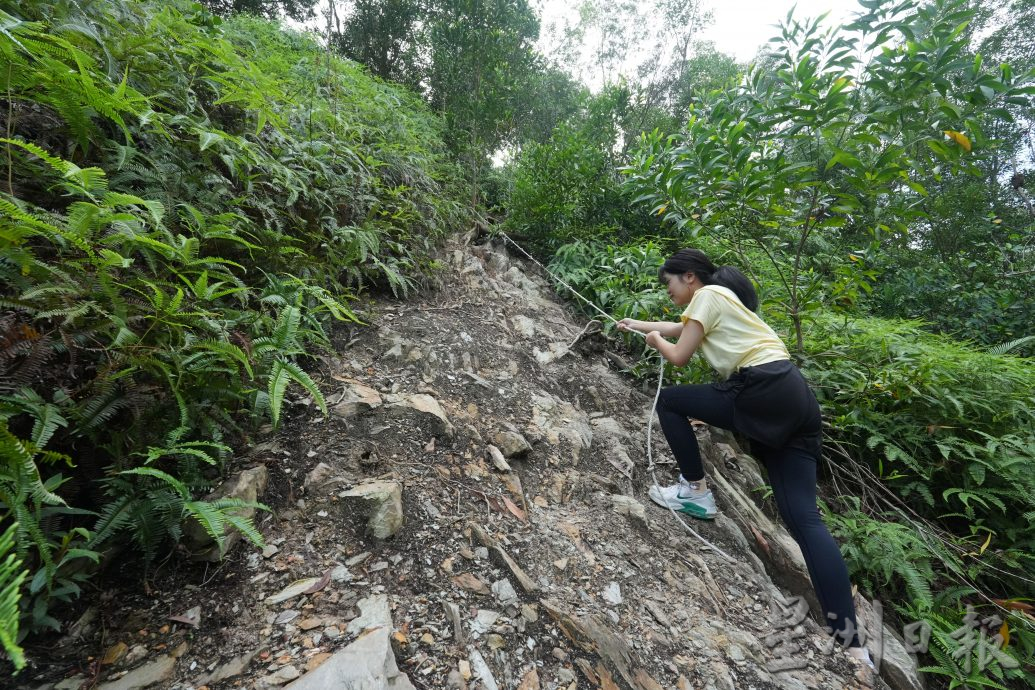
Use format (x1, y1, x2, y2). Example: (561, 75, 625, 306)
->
(617, 248, 873, 668)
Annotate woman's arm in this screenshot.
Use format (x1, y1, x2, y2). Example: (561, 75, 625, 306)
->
(617, 318, 683, 339)
(646, 319, 704, 367)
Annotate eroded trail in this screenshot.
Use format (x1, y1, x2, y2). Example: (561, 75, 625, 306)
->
(39, 235, 913, 690)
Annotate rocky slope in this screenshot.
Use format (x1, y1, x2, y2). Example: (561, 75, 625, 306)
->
(30, 234, 925, 690)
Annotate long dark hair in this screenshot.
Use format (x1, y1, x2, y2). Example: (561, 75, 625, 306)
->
(659, 248, 759, 311)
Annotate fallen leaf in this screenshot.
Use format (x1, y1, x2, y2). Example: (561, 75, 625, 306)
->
(101, 642, 128, 665)
(992, 599, 1035, 613)
(169, 606, 201, 628)
(749, 523, 771, 556)
(302, 569, 332, 595)
(502, 495, 527, 523)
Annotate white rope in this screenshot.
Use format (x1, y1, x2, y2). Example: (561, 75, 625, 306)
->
(497, 231, 736, 563)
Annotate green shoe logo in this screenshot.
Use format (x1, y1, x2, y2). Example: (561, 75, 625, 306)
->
(679, 502, 716, 520)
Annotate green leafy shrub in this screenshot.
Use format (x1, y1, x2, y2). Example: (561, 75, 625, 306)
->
(504, 88, 656, 251)
(0, 0, 469, 642)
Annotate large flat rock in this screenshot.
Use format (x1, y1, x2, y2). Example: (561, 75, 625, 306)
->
(286, 595, 415, 690)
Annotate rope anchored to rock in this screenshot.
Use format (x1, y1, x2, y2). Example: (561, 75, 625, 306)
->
(497, 231, 736, 564)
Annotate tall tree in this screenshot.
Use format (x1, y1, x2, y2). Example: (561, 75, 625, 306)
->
(199, 0, 319, 21)
(425, 0, 540, 205)
(331, 0, 426, 88)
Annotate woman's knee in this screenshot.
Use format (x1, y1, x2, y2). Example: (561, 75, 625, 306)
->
(658, 386, 679, 407)
(773, 494, 821, 540)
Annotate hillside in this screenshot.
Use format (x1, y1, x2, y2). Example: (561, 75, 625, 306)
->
(22, 235, 920, 690)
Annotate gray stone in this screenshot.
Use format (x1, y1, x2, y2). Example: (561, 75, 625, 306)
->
(510, 315, 538, 338)
(468, 523, 537, 593)
(340, 480, 404, 539)
(471, 609, 500, 635)
(123, 644, 148, 666)
(467, 648, 499, 690)
(532, 342, 571, 365)
(855, 595, 925, 690)
(530, 393, 593, 458)
(98, 656, 176, 690)
(183, 466, 268, 561)
(265, 576, 323, 605)
(303, 463, 333, 491)
(261, 665, 300, 686)
(446, 668, 466, 689)
(380, 336, 422, 363)
(611, 495, 647, 526)
(287, 594, 414, 690)
(589, 416, 632, 442)
(198, 650, 257, 686)
(442, 600, 465, 642)
(491, 578, 518, 606)
(383, 393, 454, 437)
(602, 582, 623, 606)
(346, 595, 393, 635)
(487, 445, 511, 471)
(540, 599, 643, 690)
(274, 610, 299, 625)
(330, 381, 383, 418)
(493, 431, 532, 458)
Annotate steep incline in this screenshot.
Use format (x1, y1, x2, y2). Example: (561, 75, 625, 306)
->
(36, 234, 920, 690)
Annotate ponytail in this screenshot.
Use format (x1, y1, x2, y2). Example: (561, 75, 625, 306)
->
(710, 265, 758, 311)
(659, 249, 759, 311)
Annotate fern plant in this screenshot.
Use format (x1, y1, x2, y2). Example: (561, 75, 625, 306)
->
(91, 467, 266, 562)
(0, 523, 27, 671)
(0, 422, 98, 635)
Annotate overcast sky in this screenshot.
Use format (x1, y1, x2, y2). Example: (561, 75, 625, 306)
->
(697, 0, 860, 60)
(536, 0, 862, 63)
(294, 1, 864, 75)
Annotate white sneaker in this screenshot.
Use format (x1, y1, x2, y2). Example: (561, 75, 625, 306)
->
(648, 476, 718, 520)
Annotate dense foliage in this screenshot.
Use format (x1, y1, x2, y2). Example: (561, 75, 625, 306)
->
(0, 0, 468, 663)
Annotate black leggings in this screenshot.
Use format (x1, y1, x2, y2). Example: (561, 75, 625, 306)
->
(657, 383, 861, 648)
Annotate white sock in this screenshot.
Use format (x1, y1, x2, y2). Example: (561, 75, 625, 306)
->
(679, 476, 708, 496)
(848, 646, 874, 668)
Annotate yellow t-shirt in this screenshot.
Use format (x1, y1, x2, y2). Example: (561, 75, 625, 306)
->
(680, 285, 789, 379)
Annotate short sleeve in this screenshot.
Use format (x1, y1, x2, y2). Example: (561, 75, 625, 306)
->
(681, 289, 721, 335)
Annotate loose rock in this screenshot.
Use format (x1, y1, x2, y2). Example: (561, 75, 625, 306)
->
(339, 480, 404, 539)
(183, 466, 268, 561)
(98, 655, 176, 690)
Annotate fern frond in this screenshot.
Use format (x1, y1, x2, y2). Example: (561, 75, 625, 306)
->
(0, 523, 27, 670)
(266, 358, 326, 427)
(985, 335, 1035, 356)
(118, 467, 190, 501)
(183, 500, 226, 551)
